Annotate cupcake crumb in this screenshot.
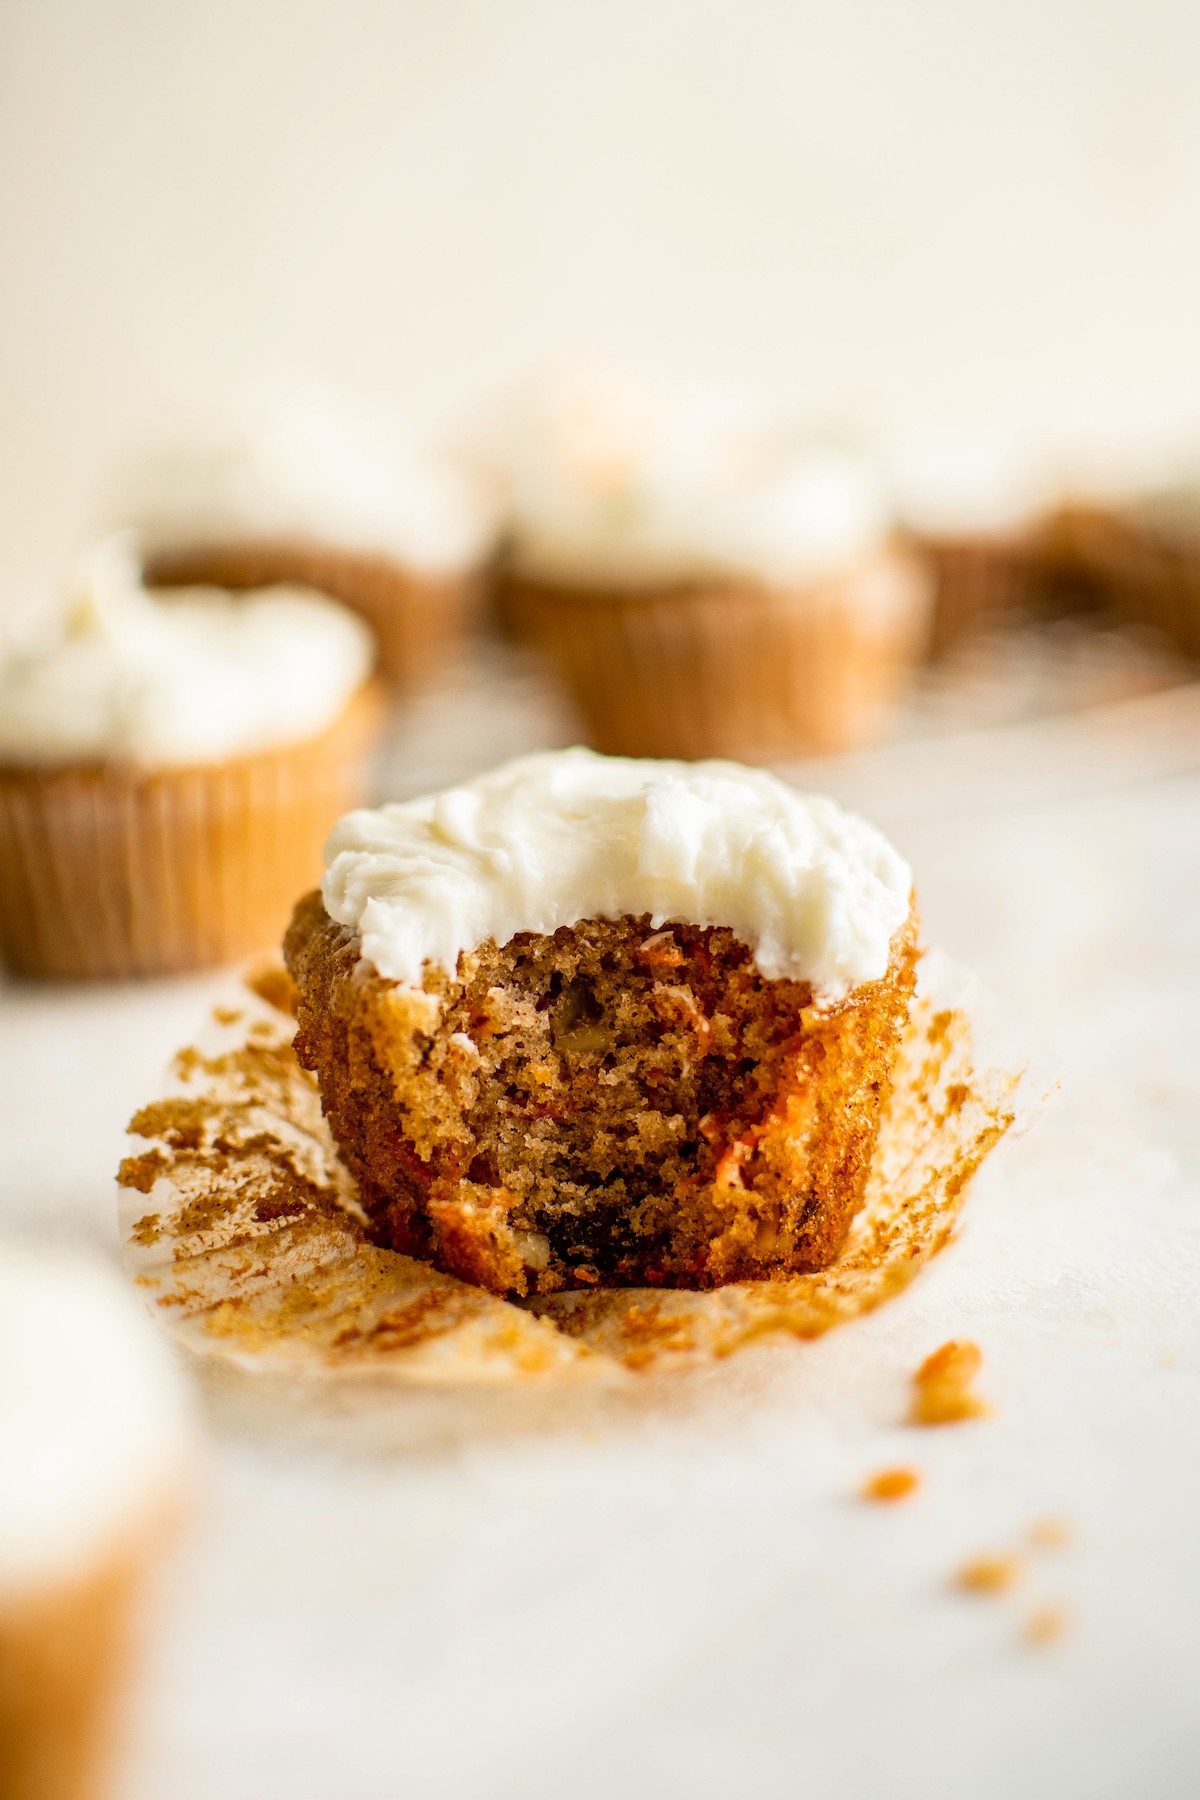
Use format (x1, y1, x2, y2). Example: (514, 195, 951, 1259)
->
(212, 1005, 243, 1026)
(955, 1554, 1023, 1595)
(861, 1466, 921, 1503)
(911, 1339, 991, 1425)
(1024, 1605, 1069, 1647)
(244, 961, 298, 1016)
(1028, 1517, 1073, 1550)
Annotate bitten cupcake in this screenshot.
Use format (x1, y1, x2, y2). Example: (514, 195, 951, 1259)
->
(112, 387, 498, 691)
(490, 369, 930, 759)
(0, 533, 380, 980)
(0, 1245, 196, 1800)
(285, 748, 918, 1298)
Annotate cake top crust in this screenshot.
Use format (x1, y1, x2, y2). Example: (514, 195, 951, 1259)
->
(322, 747, 913, 1004)
(0, 531, 375, 767)
(0, 1246, 196, 1593)
(493, 365, 892, 590)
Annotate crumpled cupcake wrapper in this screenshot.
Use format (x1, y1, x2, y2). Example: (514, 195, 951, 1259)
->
(118, 946, 1055, 1417)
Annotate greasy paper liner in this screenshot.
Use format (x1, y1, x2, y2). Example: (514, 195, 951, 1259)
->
(119, 949, 1055, 1411)
(146, 539, 486, 693)
(0, 685, 382, 981)
(497, 555, 931, 758)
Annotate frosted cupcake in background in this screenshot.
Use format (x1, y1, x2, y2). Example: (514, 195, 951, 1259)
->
(1046, 449, 1200, 661)
(0, 533, 380, 980)
(110, 385, 500, 692)
(0, 1245, 196, 1800)
(488, 367, 931, 760)
(888, 433, 1067, 656)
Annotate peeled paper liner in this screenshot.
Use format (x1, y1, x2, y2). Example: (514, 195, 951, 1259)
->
(119, 951, 1055, 1447)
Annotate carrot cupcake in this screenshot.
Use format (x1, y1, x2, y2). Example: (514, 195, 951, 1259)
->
(0, 532, 380, 980)
(114, 387, 498, 691)
(888, 435, 1065, 655)
(285, 747, 918, 1298)
(0, 1245, 196, 1800)
(491, 369, 930, 759)
(1048, 466, 1200, 660)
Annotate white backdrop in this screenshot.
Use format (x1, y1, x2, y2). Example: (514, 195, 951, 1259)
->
(3, 0, 1200, 591)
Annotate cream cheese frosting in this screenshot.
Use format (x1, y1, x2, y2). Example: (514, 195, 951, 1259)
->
(322, 748, 913, 1005)
(0, 533, 375, 768)
(0, 1246, 196, 1595)
(888, 434, 1055, 538)
(114, 385, 498, 574)
(494, 367, 892, 589)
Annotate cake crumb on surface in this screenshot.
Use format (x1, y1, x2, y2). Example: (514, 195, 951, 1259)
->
(955, 1554, 1023, 1595)
(1028, 1517, 1073, 1550)
(861, 1466, 921, 1503)
(244, 960, 298, 1016)
(1024, 1606, 1069, 1647)
(910, 1338, 991, 1425)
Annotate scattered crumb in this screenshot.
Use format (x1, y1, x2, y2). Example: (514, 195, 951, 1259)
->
(955, 1554, 1024, 1595)
(212, 1005, 243, 1026)
(244, 961, 298, 1016)
(910, 1339, 991, 1425)
(861, 1466, 921, 1503)
(1028, 1517, 1073, 1550)
(1024, 1606, 1069, 1647)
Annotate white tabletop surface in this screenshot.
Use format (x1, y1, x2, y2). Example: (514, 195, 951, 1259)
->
(2, 660, 1199, 1800)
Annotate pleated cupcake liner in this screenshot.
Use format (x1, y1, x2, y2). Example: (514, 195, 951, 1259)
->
(499, 552, 931, 760)
(909, 531, 1055, 659)
(0, 685, 382, 982)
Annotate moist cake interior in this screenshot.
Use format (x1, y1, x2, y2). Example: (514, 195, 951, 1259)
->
(286, 894, 917, 1296)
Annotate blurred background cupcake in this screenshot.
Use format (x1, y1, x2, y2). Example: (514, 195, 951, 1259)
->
(489, 366, 931, 760)
(0, 1244, 196, 1800)
(107, 384, 500, 694)
(1047, 455, 1200, 661)
(0, 532, 381, 980)
(887, 432, 1067, 657)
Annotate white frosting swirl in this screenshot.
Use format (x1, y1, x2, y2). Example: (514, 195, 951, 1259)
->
(494, 367, 892, 589)
(0, 1246, 196, 1595)
(0, 534, 375, 768)
(114, 386, 498, 574)
(889, 434, 1054, 537)
(323, 748, 912, 1004)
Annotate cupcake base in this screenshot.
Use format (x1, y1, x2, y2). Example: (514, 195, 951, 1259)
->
(497, 554, 929, 759)
(1042, 507, 1200, 661)
(145, 539, 482, 693)
(0, 1536, 156, 1800)
(0, 685, 382, 981)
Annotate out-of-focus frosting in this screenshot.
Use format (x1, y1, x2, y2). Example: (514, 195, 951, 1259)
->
(322, 747, 912, 1005)
(0, 1246, 195, 1594)
(1128, 475, 1200, 541)
(114, 386, 498, 574)
(494, 367, 892, 588)
(889, 434, 1054, 537)
(0, 533, 375, 768)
